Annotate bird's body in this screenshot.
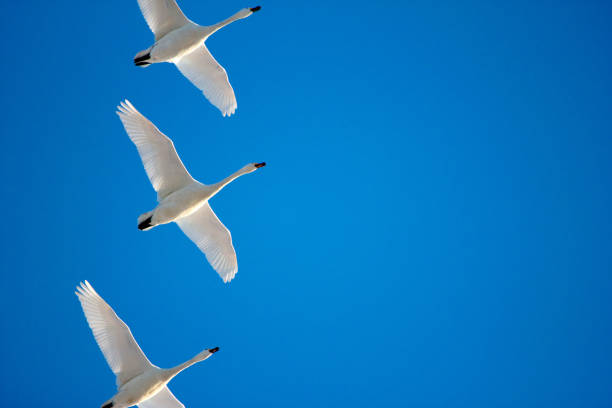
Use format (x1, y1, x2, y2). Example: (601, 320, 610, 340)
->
(116, 100, 265, 282)
(133, 0, 261, 116)
(142, 23, 208, 64)
(75, 281, 219, 408)
(139, 182, 212, 228)
(106, 368, 166, 408)
(136, 171, 251, 229)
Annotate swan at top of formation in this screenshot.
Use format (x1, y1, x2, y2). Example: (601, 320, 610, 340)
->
(76, 281, 218, 408)
(133, 0, 261, 116)
(117, 100, 266, 283)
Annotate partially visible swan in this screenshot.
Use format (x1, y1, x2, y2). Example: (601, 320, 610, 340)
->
(75, 281, 219, 408)
(133, 0, 261, 116)
(116, 100, 265, 283)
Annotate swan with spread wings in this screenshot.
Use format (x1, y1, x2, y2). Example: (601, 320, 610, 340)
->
(76, 281, 219, 408)
(117, 100, 266, 283)
(133, 0, 261, 116)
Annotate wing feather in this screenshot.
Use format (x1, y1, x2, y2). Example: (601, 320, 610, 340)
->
(175, 46, 237, 117)
(139, 386, 185, 408)
(117, 100, 194, 201)
(137, 0, 190, 40)
(176, 203, 238, 282)
(75, 281, 153, 388)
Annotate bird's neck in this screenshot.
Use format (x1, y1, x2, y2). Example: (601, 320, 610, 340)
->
(208, 167, 251, 198)
(164, 349, 211, 381)
(208, 9, 249, 36)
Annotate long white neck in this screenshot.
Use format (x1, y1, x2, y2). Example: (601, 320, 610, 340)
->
(208, 9, 251, 36)
(164, 349, 213, 381)
(208, 165, 254, 198)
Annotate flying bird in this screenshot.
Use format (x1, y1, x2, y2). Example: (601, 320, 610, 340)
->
(117, 100, 265, 283)
(133, 0, 261, 116)
(75, 281, 219, 408)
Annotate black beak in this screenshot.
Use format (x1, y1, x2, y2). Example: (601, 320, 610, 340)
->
(254, 162, 266, 168)
(209, 347, 220, 353)
(250, 6, 261, 12)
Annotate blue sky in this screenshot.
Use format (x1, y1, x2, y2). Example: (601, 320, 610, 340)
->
(1, 1, 611, 407)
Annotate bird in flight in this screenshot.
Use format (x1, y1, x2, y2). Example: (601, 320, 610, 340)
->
(117, 100, 266, 283)
(133, 0, 261, 116)
(76, 281, 219, 408)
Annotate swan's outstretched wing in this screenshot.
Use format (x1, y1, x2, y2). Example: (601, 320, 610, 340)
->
(139, 386, 184, 408)
(75, 281, 154, 388)
(175, 46, 237, 117)
(176, 203, 238, 282)
(137, 0, 190, 40)
(117, 100, 194, 201)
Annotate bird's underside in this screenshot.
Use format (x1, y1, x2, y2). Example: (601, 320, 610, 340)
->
(116, 100, 264, 283)
(132, 0, 261, 116)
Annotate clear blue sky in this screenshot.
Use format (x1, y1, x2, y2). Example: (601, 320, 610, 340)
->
(0, 1, 611, 407)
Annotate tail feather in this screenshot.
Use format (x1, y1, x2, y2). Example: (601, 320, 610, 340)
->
(134, 49, 151, 67)
(138, 212, 154, 231)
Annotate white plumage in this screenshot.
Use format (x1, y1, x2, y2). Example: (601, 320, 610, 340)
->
(176, 203, 238, 282)
(76, 281, 218, 408)
(116, 100, 265, 283)
(138, 387, 185, 408)
(137, 0, 189, 41)
(76, 281, 153, 388)
(133, 0, 261, 116)
(175, 47, 236, 117)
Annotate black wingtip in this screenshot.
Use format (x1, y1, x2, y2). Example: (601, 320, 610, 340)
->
(209, 347, 220, 353)
(254, 162, 266, 168)
(250, 6, 261, 12)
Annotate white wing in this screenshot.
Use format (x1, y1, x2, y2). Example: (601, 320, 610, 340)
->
(75, 281, 154, 388)
(139, 386, 185, 408)
(137, 0, 190, 40)
(117, 100, 194, 201)
(176, 203, 238, 282)
(175, 46, 237, 117)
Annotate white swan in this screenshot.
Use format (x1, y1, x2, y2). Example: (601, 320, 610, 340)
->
(133, 0, 261, 116)
(76, 281, 219, 408)
(116, 100, 265, 283)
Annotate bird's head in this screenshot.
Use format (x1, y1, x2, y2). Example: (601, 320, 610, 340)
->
(193, 347, 220, 363)
(241, 162, 266, 174)
(237, 6, 261, 20)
